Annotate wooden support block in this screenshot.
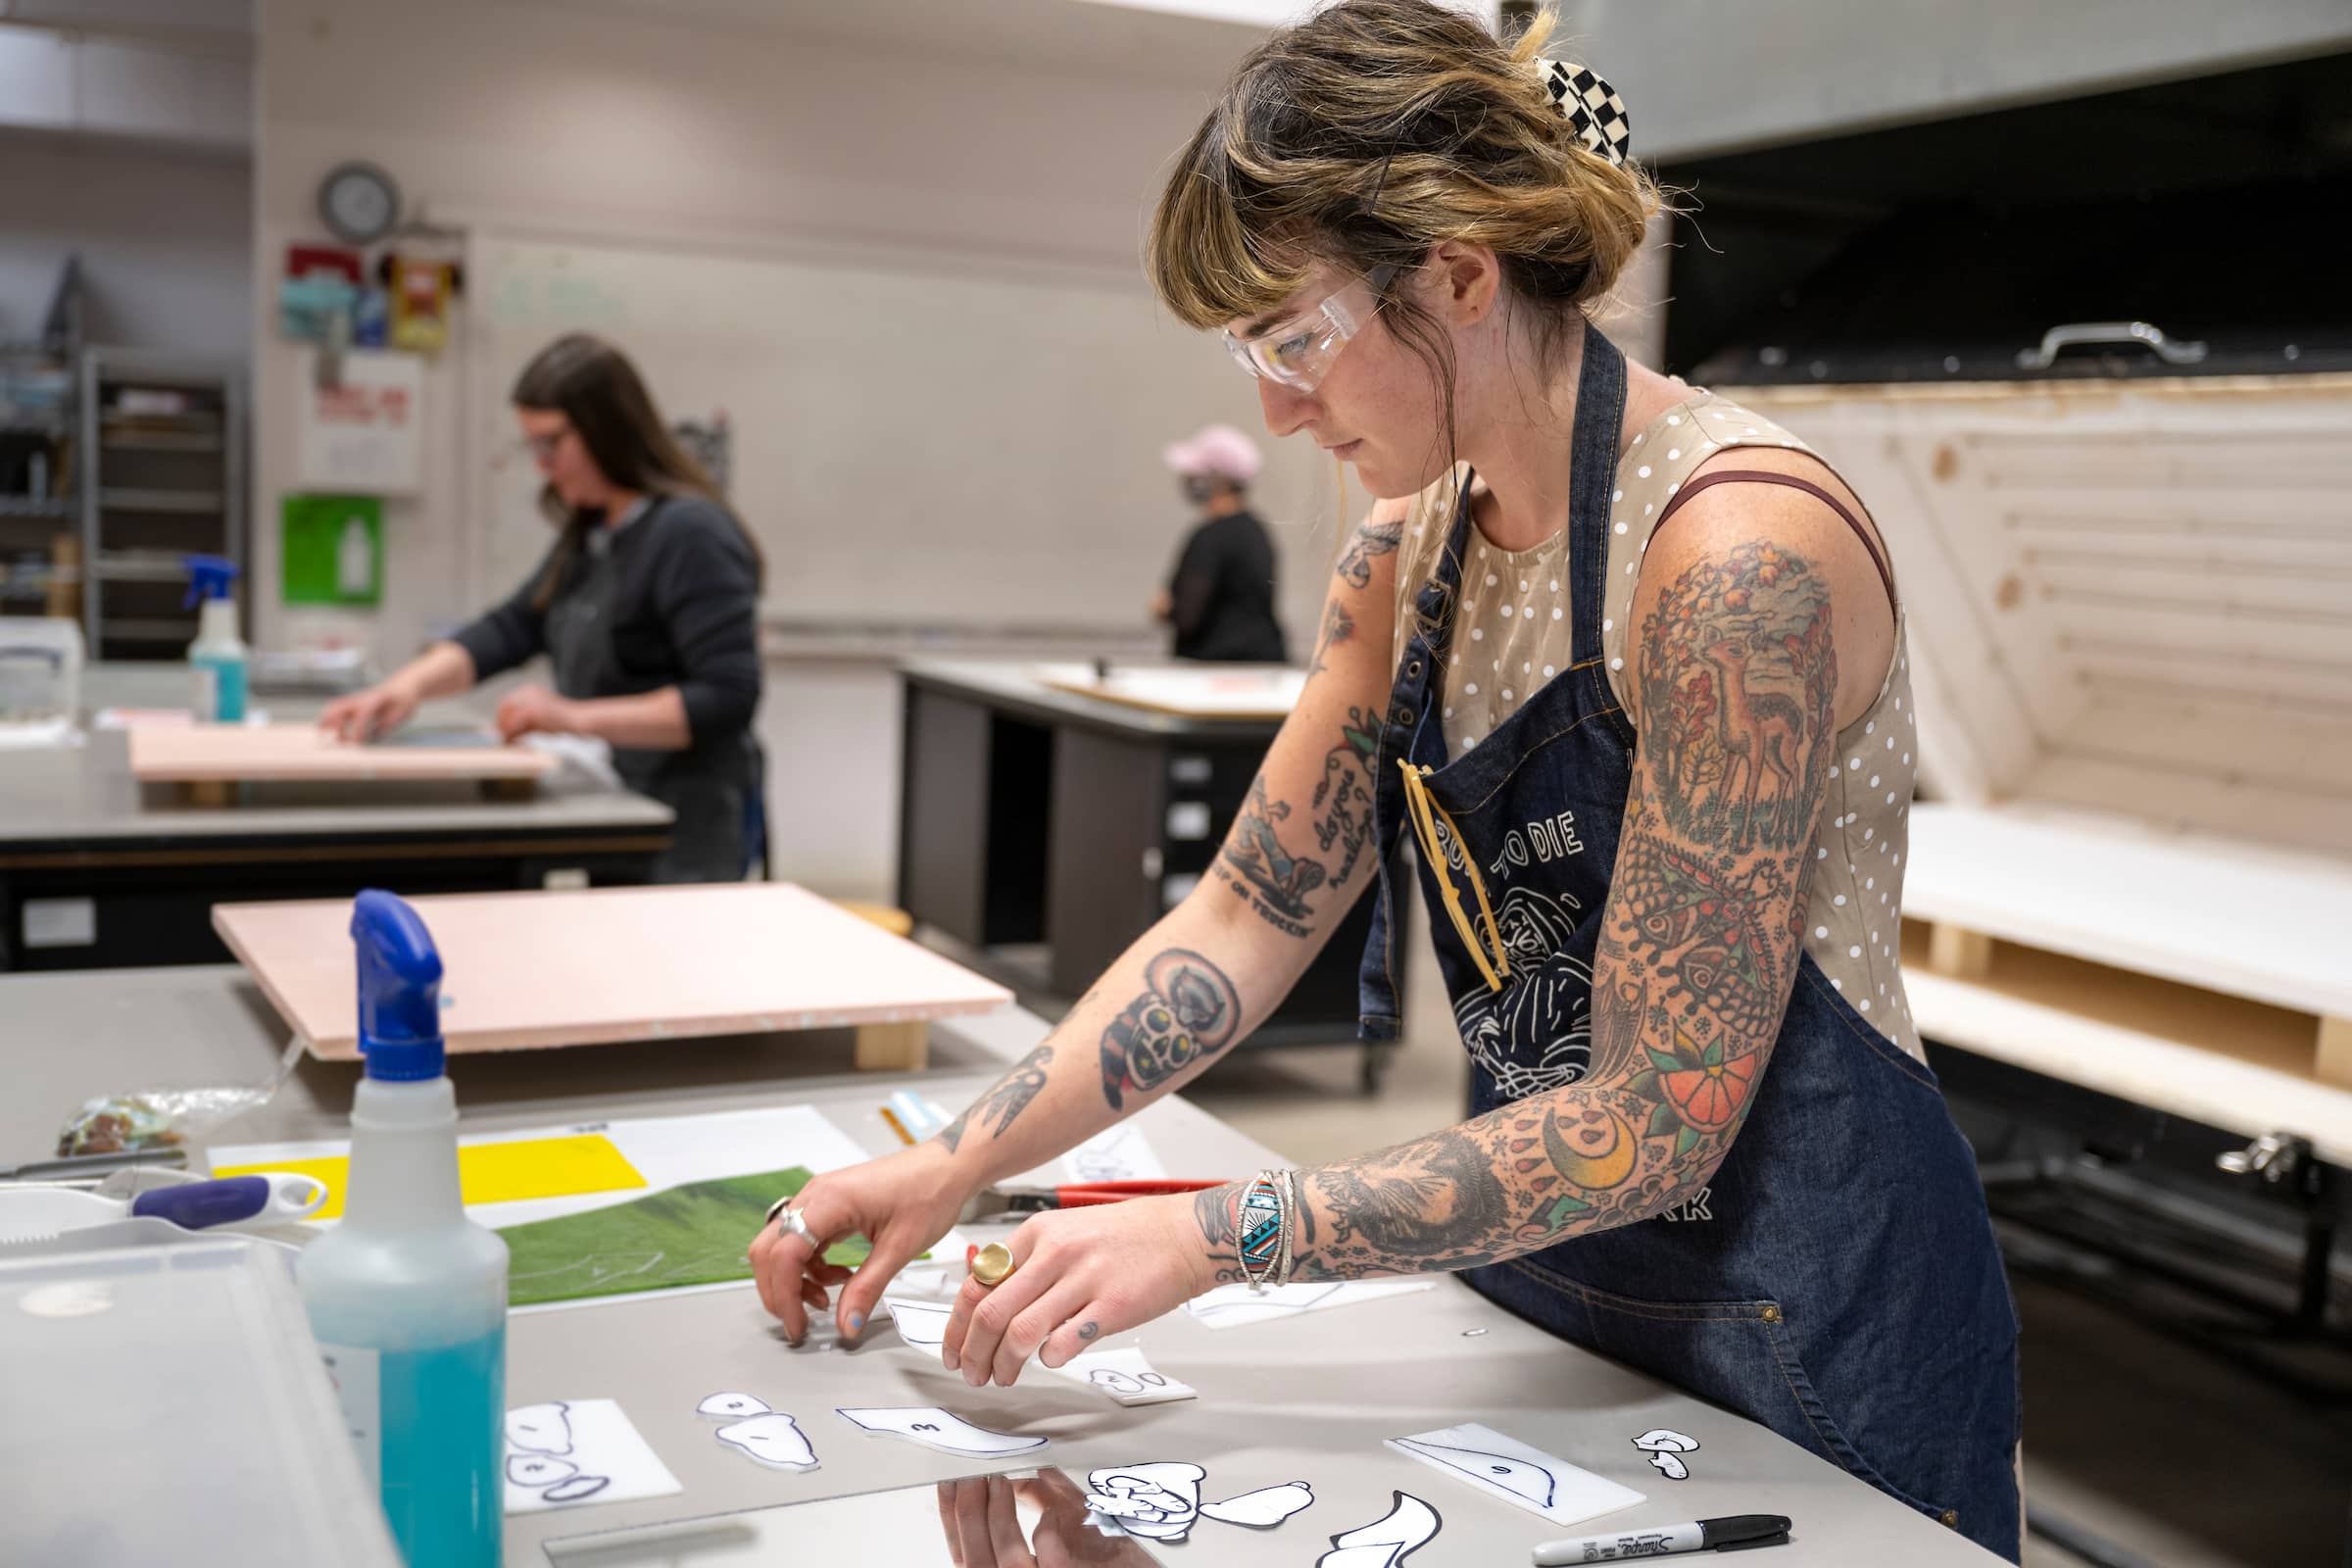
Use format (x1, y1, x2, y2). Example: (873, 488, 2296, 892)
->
(1927, 923, 1994, 979)
(2319, 1016, 2352, 1089)
(179, 779, 232, 808)
(855, 1019, 929, 1072)
(481, 777, 538, 801)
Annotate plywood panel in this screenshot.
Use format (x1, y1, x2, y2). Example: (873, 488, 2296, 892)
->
(214, 882, 1010, 1058)
(129, 725, 555, 784)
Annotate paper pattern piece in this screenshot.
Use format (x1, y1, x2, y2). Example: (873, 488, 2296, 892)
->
(502, 1398, 681, 1515)
(698, 1392, 771, 1418)
(1318, 1491, 1441, 1567)
(1046, 1346, 1196, 1406)
(1387, 1422, 1643, 1528)
(715, 1413, 819, 1471)
(1201, 1481, 1314, 1528)
(883, 1296, 953, 1349)
(215, 1132, 645, 1221)
(834, 1407, 1047, 1458)
(1085, 1462, 1203, 1542)
(1633, 1428, 1698, 1481)
(1186, 1279, 1436, 1330)
(1060, 1123, 1167, 1184)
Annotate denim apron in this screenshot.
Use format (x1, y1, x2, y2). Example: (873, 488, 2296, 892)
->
(546, 501, 754, 884)
(1356, 324, 2023, 1561)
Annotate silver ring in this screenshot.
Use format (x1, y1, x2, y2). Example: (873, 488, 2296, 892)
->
(766, 1198, 816, 1248)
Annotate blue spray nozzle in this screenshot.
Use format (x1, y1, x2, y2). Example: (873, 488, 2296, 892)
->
(351, 889, 446, 1081)
(182, 553, 239, 610)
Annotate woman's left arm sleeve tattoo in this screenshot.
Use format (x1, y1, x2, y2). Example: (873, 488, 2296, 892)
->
(1194, 536, 1843, 1280)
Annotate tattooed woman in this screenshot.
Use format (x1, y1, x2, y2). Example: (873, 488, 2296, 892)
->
(750, 3, 2019, 1555)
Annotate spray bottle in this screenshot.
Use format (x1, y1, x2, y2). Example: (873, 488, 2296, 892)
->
(301, 890, 508, 1568)
(183, 553, 248, 722)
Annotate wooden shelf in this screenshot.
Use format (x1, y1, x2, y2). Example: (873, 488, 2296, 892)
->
(1903, 921, 2352, 1163)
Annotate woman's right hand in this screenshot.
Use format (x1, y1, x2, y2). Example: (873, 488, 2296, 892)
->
(318, 680, 418, 743)
(749, 1141, 973, 1347)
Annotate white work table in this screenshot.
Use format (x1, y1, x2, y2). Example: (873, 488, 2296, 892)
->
(0, 964, 2005, 1565)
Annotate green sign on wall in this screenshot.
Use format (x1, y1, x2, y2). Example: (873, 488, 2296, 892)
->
(281, 493, 383, 608)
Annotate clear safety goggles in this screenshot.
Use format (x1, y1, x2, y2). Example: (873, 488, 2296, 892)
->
(1221, 265, 1398, 394)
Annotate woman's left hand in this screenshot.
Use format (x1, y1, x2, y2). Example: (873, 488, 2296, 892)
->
(495, 683, 578, 742)
(942, 1192, 1214, 1388)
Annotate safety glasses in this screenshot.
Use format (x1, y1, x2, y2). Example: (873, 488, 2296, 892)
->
(1222, 264, 1398, 394)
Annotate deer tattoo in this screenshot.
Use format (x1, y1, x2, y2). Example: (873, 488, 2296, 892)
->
(1700, 635, 1805, 849)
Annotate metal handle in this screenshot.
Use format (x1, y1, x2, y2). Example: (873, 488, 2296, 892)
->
(2216, 1132, 2306, 1184)
(2016, 320, 2209, 370)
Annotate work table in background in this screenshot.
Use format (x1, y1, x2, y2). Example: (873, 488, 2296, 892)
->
(896, 658, 1407, 1089)
(0, 962, 2005, 1565)
(0, 662, 672, 971)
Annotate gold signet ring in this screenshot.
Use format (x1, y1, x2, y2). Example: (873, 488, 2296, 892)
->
(970, 1242, 1017, 1287)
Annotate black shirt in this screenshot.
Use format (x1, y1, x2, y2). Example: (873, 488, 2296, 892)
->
(1167, 509, 1287, 663)
(451, 495, 760, 745)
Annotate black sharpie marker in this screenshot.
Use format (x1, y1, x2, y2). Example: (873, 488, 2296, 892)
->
(1532, 1513, 1791, 1563)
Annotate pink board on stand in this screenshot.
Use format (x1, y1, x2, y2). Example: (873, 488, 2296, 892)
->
(128, 724, 556, 783)
(213, 883, 1011, 1059)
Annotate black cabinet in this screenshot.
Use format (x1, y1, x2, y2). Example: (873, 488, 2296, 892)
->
(897, 666, 1405, 1073)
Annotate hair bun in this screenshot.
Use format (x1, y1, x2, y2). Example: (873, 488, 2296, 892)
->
(1535, 59, 1632, 167)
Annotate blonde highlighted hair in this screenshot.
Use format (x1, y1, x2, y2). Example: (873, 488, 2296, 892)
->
(1147, 0, 1662, 612)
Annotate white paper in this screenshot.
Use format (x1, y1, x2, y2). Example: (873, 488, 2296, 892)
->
(1185, 1279, 1436, 1330)
(883, 1296, 954, 1349)
(1084, 1461, 1202, 1542)
(1058, 1123, 1167, 1185)
(834, 1406, 1047, 1458)
(297, 348, 424, 494)
(1045, 1345, 1195, 1406)
(715, 1412, 818, 1470)
(1387, 1421, 1643, 1528)
(501, 1398, 681, 1515)
(697, 1392, 771, 1418)
(1201, 1481, 1314, 1528)
(1317, 1491, 1442, 1568)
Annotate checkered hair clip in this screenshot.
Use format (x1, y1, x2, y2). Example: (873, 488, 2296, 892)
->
(1536, 59, 1631, 167)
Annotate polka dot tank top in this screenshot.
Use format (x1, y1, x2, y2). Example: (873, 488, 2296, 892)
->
(1391, 389, 1924, 1058)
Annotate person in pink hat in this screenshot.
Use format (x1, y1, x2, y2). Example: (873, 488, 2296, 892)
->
(1149, 422, 1289, 662)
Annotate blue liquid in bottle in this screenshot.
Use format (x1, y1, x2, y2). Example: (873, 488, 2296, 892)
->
(377, 1329, 506, 1566)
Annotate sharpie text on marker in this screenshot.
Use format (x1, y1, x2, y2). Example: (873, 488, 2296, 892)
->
(1531, 1513, 1791, 1564)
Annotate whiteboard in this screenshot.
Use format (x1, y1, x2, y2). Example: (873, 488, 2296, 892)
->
(463, 231, 1341, 641)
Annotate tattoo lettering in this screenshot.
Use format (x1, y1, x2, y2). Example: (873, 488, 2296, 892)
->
(1100, 950, 1242, 1109)
(1216, 778, 1328, 936)
(1335, 520, 1404, 588)
(1307, 600, 1355, 679)
(959, 1046, 1054, 1145)
(1309, 707, 1381, 886)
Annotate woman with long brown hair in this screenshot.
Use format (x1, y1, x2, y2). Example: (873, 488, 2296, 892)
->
(323, 333, 763, 883)
(750, 3, 2020, 1557)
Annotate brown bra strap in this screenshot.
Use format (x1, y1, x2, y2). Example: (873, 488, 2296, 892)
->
(1651, 467, 1896, 612)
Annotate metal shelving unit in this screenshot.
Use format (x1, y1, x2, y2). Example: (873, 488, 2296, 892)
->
(0, 258, 84, 624)
(78, 349, 245, 661)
